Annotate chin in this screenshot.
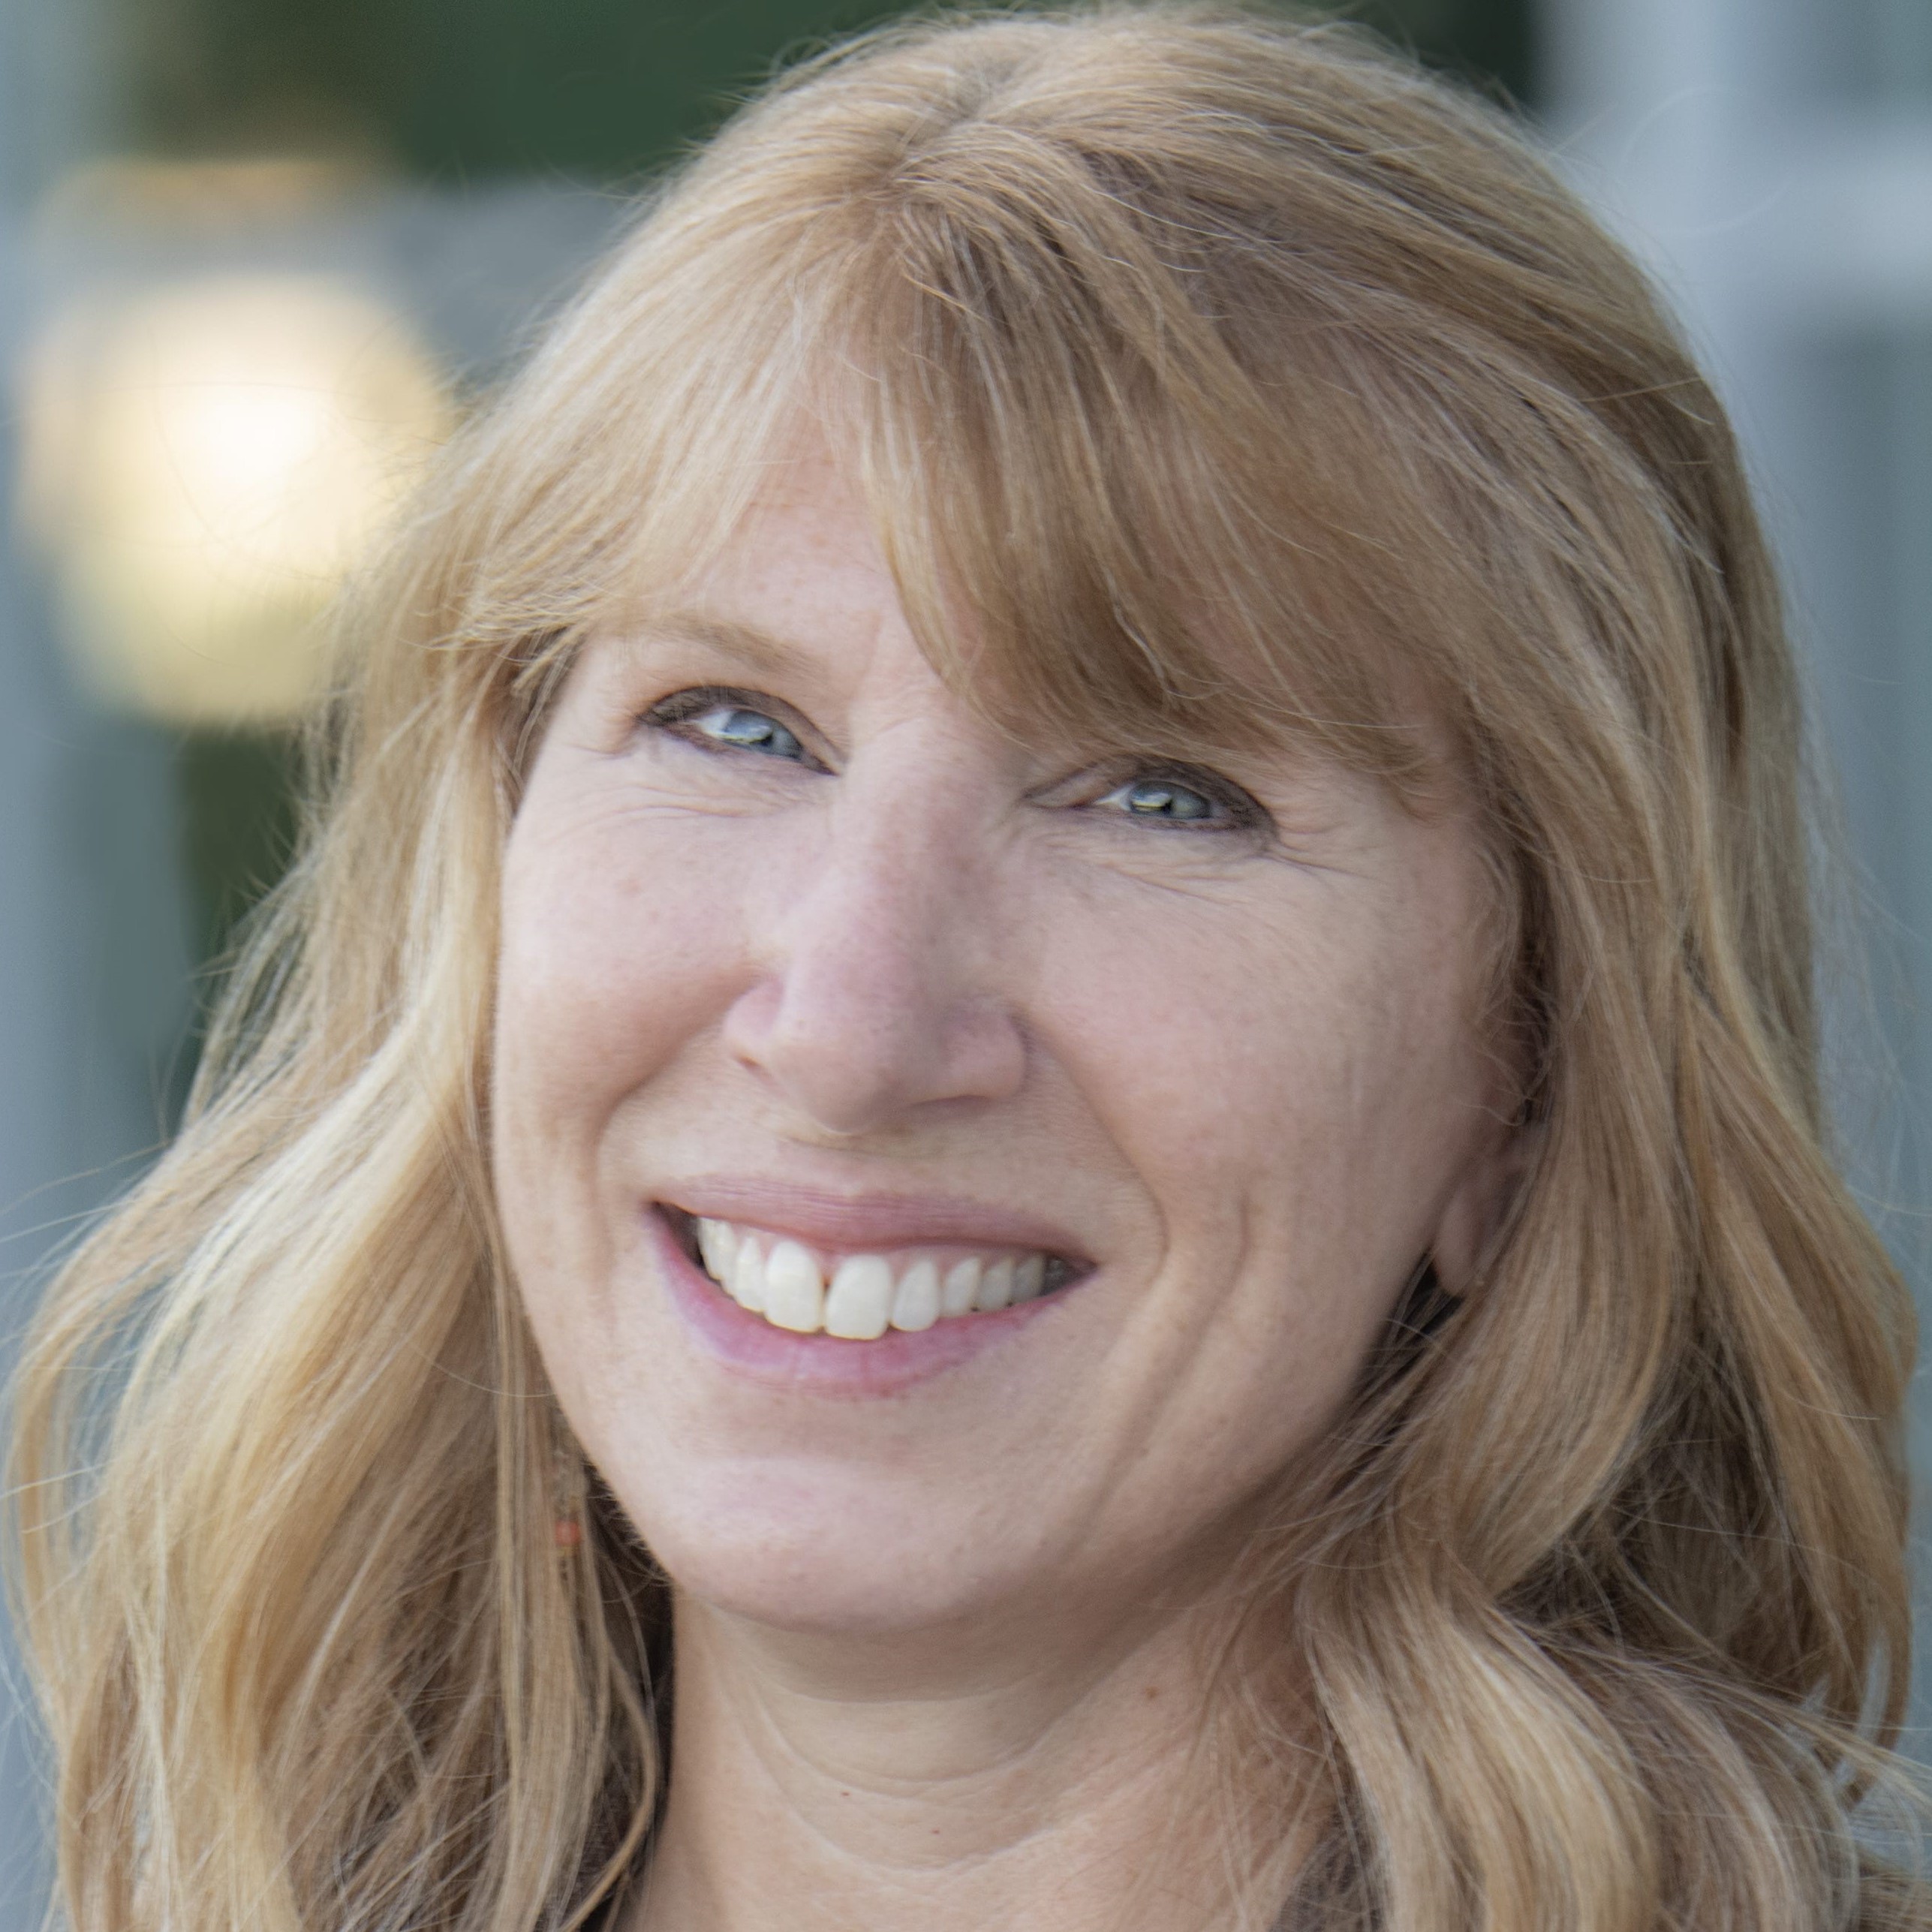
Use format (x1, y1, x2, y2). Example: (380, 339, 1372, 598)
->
(612, 1465, 1032, 1637)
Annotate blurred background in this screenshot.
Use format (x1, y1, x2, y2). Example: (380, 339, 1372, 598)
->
(0, 0, 1927, 1917)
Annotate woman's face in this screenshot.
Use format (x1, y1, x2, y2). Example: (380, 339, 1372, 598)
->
(494, 456, 1516, 1645)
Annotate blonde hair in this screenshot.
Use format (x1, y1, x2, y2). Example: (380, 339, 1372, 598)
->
(9, 6, 1925, 1928)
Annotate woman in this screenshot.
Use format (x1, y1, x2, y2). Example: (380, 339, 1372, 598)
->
(9, 6, 1925, 1929)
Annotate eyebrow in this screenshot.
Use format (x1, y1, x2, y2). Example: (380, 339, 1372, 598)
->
(620, 609, 800, 680)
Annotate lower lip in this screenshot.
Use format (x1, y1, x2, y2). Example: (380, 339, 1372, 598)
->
(646, 1207, 1070, 1397)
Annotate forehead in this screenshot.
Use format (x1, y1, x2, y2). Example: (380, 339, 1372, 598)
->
(688, 456, 894, 642)
(600, 462, 928, 711)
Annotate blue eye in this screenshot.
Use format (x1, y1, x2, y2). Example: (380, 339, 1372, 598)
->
(693, 706, 806, 762)
(1097, 775, 1225, 824)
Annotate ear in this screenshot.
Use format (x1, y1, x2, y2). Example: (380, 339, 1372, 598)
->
(1430, 1112, 1539, 1297)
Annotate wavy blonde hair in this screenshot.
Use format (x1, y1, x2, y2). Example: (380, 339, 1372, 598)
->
(9, 6, 1926, 1928)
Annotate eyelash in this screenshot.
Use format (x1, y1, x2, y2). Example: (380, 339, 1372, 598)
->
(639, 688, 1268, 835)
(642, 686, 828, 768)
(1083, 760, 1267, 834)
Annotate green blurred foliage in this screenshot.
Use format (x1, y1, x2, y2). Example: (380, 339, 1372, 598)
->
(119, 0, 1533, 182)
(176, 733, 299, 971)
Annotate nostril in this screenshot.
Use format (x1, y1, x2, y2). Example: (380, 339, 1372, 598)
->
(721, 977, 785, 1068)
(723, 964, 1025, 1135)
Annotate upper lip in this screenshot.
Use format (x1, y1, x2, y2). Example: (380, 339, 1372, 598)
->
(658, 1179, 1091, 1260)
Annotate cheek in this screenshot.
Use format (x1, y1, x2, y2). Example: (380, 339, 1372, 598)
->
(1044, 898, 1411, 1216)
(490, 805, 752, 1410)
(494, 807, 741, 1137)
(1034, 865, 1485, 1340)
(1022, 895, 1485, 1527)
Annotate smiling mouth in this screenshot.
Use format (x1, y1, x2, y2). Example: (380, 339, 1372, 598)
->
(663, 1206, 1085, 1341)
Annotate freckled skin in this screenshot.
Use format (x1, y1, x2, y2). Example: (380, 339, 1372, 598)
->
(492, 454, 1519, 1928)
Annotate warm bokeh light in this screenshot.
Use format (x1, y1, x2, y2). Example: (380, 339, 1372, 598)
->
(19, 269, 453, 724)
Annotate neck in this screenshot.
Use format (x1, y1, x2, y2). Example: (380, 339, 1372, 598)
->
(625, 1590, 1268, 1932)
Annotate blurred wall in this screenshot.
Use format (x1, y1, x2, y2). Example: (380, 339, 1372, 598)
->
(1542, 0, 1932, 1743)
(1, 0, 187, 1915)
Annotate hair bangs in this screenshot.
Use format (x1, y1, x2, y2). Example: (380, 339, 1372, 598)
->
(484, 20, 1493, 795)
(814, 110, 1458, 786)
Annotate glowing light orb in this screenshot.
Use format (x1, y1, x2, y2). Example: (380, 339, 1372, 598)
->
(20, 272, 453, 725)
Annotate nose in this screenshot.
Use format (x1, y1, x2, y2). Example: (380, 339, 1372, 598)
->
(722, 751, 1028, 1136)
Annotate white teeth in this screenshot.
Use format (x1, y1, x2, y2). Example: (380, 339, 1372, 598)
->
(764, 1241, 826, 1333)
(890, 1259, 941, 1332)
(940, 1257, 982, 1317)
(825, 1255, 893, 1340)
(691, 1216, 1068, 1339)
(730, 1237, 767, 1313)
(977, 1257, 1016, 1312)
(699, 1217, 738, 1283)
